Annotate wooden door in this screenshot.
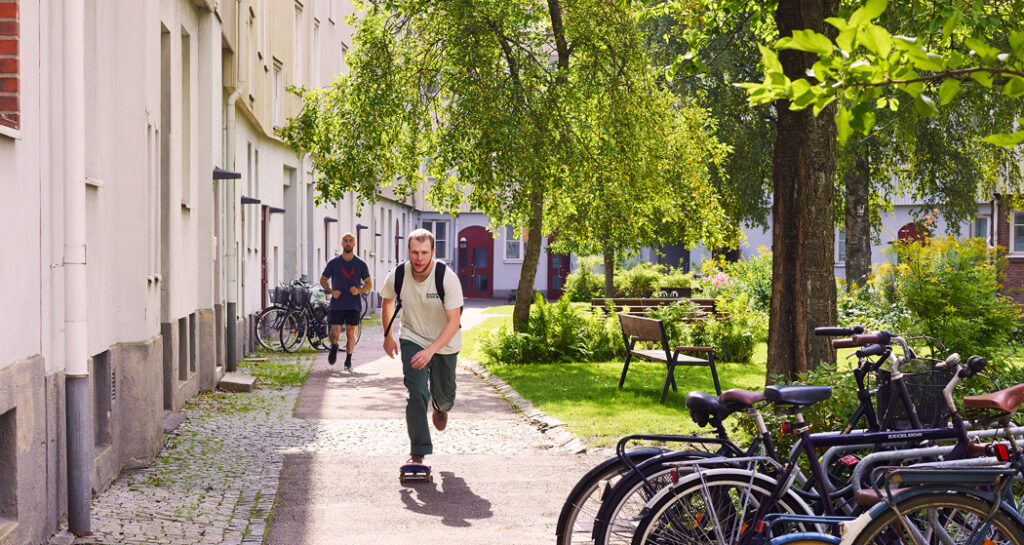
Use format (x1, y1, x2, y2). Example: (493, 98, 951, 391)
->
(457, 226, 493, 298)
(547, 237, 570, 299)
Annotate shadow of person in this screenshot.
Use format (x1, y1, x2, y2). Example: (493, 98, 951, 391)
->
(399, 471, 493, 527)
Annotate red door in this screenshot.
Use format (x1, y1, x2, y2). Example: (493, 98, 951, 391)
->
(261, 205, 268, 308)
(547, 237, 570, 299)
(457, 226, 493, 298)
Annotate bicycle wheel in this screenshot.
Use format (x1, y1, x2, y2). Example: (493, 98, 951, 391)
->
(595, 450, 730, 545)
(256, 306, 289, 351)
(308, 307, 331, 351)
(631, 469, 813, 545)
(851, 493, 1024, 545)
(280, 311, 307, 353)
(360, 293, 370, 320)
(556, 449, 668, 545)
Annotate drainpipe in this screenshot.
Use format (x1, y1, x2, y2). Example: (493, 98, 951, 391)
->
(224, 0, 248, 371)
(63, 0, 92, 534)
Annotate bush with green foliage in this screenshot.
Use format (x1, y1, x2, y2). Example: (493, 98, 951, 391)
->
(480, 294, 624, 364)
(838, 237, 1019, 360)
(563, 256, 604, 302)
(648, 294, 765, 363)
(699, 248, 773, 313)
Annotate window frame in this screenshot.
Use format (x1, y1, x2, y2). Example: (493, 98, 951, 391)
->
(1012, 212, 1024, 255)
(973, 215, 992, 247)
(836, 228, 846, 264)
(422, 219, 448, 261)
(504, 226, 524, 263)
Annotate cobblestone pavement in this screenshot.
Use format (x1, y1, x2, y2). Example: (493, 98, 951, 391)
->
(72, 302, 599, 545)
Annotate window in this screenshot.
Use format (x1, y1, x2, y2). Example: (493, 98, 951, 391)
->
(293, 3, 303, 85)
(836, 228, 846, 262)
(504, 226, 523, 261)
(974, 216, 990, 244)
(1013, 213, 1024, 253)
(0, 0, 19, 133)
(422, 220, 448, 259)
(272, 59, 283, 127)
(180, 29, 192, 207)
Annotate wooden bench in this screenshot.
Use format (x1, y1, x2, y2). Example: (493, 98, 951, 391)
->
(617, 314, 722, 404)
(591, 297, 719, 317)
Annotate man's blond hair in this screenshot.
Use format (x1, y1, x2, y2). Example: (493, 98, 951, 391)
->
(407, 228, 435, 249)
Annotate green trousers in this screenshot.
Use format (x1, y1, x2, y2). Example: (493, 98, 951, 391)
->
(401, 339, 458, 456)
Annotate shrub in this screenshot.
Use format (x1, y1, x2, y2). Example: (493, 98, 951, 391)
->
(840, 237, 1019, 360)
(700, 248, 773, 313)
(648, 295, 765, 363)
(480, 294, 624, 364)
(615, 262, 664, 298)
(563, 255, 604, 302)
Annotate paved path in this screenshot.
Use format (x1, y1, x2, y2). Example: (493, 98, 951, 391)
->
(266, 302, 599, 544)
(73, 300, 600, 545)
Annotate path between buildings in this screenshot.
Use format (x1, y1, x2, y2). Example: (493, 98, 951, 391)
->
(265, 300, 599, 545)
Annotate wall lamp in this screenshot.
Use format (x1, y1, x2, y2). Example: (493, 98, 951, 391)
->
(268, 207, 286, 214)
(240, 196, 261, 205)
(213, 167, 241, 180)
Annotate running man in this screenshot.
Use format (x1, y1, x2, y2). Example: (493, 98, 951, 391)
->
(381, 228, 463, 466)
(320, 232, 371, 370)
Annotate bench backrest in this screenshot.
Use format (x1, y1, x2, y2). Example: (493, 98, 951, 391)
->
(618, 314, 667, 343)
(592, 297, 717, 318)
(657, 287, 695, 298)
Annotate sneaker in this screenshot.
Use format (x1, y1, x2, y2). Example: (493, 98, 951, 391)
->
(328, 344, 338, 365)
(344, 363, 352, 371)
(432, 404, 448, 431)
(344, 355, 352, 371)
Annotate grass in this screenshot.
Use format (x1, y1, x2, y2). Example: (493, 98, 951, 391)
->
(463, 307, 768, 448)
(238, 356, 313, 388)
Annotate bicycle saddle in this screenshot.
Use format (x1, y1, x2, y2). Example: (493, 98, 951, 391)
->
(685, 391, 722, 427)
(963, 382, 1024, 413)
(764, 385, 832, 406)
(719, 388, 764, 410)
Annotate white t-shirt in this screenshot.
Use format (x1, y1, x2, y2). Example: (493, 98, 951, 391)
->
(380, 261, 464, 354)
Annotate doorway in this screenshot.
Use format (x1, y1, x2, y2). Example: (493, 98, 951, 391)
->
(457, 226, 494, 298)
(547, 237, 570, 299)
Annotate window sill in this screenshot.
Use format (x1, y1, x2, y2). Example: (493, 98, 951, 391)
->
(0, 125, 21, 140)
(504, 259, 523, 264)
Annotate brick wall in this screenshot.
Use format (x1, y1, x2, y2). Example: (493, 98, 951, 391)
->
(996, 196, 1024, 303)
(0, 0, 17, 131)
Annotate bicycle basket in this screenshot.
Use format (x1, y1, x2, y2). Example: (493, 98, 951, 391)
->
(291, 285, 311, 306)
(875, 364, 952, 431)
(272, 286, 291, 306)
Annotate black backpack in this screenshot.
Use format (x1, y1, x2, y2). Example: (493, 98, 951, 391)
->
(383, 261, 461, 337)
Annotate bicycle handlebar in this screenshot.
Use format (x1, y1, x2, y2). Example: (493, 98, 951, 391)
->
(814, 326, 865, 337)
(832, 338, 860, 349)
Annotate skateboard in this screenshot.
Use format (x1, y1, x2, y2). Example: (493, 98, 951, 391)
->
(399, 463, 432, 483)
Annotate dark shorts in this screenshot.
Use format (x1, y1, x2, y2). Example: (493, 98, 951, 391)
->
(328, 309, 361, 326)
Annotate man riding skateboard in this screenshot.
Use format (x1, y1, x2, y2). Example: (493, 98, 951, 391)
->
(381, 228, 463, 472)
(320, 232, 371, 370)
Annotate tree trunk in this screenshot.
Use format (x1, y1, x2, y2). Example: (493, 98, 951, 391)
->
(513, 189, 545, 332)
(845, 152, 871, 288)
(603, 244, 615, 297)
(766, 0, 839, 383)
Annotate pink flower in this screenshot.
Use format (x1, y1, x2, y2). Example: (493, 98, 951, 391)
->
(711, 272, 730, 287)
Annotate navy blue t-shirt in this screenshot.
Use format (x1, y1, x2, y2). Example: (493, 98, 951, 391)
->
(322, 255, 370, 311)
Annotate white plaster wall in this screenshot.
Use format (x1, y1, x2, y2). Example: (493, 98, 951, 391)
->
(0, 0, 43, 370)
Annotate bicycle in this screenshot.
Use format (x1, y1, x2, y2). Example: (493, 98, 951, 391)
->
(626, 344, 1006, 545)
(280, 284, 333, 352)
(255, 282, 301, 351)
(578, 327, 951, 545)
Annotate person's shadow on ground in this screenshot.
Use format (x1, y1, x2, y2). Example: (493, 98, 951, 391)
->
(399, 471, 493, 527)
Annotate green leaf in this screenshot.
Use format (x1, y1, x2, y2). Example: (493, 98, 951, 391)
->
(849, 0, 887, 29)
(825, 17, 850, 32)
(777, 30, 834, 57)
(1006, 76, 1024, 98)
(947, 50, 965, 70)
(938, 79, 961, 105)
(965, 37, 1001, 64)
(982, 131, 1024, 148)
(876, 97, 888, 109)
(913, 94, 939, 117)
(836, 106, 853, 144)
(941, 11, 960, 40)
(971, 71, 994, 88)
(836, 28, 857, 52)
(1011, 31, 1024, 61)
(860, 25, 892, 57)
(759, 45, 783, 75)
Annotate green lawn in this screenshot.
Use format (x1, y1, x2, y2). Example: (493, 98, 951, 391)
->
(463, 309, 768, 447)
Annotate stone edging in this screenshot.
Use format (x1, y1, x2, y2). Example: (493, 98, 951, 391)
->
(459, 359, 589, 454)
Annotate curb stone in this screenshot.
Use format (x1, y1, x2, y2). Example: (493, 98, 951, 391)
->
(460, 359, 588, 455)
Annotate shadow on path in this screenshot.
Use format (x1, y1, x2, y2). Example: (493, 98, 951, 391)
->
(399, 471, 494, 527)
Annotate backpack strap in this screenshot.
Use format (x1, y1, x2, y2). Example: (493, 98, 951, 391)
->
(433, 261, 463, 325)
(383, 262, 406, 338)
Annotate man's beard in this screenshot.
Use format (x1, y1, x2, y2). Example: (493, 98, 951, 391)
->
(342, 246, 354, 254)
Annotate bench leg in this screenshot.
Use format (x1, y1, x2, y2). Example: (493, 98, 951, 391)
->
(618, 353, 632, 389)
(708, 355, 722, 395)
(660, 366, 675, 404)
(668, 365, 678, 392)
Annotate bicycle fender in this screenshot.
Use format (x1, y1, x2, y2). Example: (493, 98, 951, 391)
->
(772, 533, 841, 545)
(642, 467, 816, 520)
(857, 485, 1024, 532)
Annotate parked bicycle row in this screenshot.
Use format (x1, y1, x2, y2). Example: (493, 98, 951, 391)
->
(557, 325, 1024, 545)
(254, 279, 370, 353)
